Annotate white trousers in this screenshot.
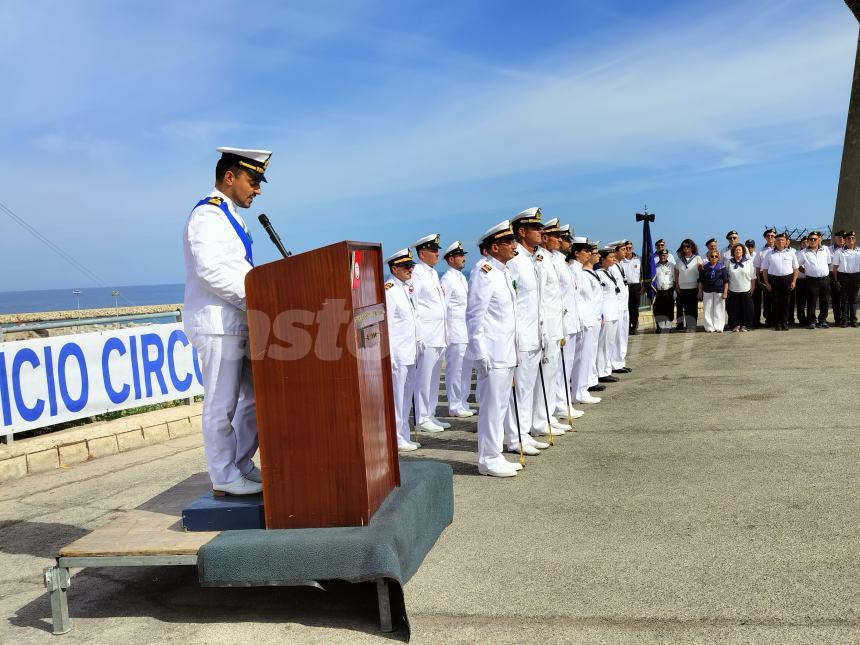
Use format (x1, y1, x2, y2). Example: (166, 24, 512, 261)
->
(532, 341, 560, 434)
(476, 366, 515, 470)
(504, 349, 542, 448)
(572, 325, 599, 401)
(391, 363, 418, 447)
(555, 332, 579, 414)
(415, 345, 444, 424)
(192, 334, 258, 486)
(703, 292, 727, 331)
(612, 309, 629, 369)
(444, 343, 473, 414)
(597, 319, 618, 378)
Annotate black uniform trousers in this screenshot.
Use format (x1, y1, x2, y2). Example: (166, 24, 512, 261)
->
(794, 281, 805, 324)
(653, 288, 675, 328)
(802, 276, 830, 324)
(726, 290, 754, 329)
(838, 272, 859, 324)
(752, 284, 763, 326)
(760, 272, 774, 326)
(677, 288, 699, 329)
(628, 284, 641, 332)
(769, 275, 793, 327)
(831, 273, 844, 324)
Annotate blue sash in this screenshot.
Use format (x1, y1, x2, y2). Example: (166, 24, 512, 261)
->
(194, 197, 253, 266)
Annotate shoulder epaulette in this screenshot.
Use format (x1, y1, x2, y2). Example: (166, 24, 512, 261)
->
(481, 264, 492, 273)
(207, 196, 224, 206)
(384, 281, 394, 289)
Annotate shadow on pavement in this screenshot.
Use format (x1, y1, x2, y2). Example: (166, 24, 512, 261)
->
(0, 520, 89, 558)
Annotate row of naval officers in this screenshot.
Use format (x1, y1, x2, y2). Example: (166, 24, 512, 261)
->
(384, 207, 637, 477)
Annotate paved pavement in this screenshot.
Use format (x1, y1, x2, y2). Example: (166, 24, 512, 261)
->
(1, 327, 858, 643)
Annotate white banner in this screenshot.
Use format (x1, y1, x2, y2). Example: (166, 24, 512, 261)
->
(0, 323, 204, 436)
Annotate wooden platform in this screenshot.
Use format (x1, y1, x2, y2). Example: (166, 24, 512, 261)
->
(59, 472, 219, 558)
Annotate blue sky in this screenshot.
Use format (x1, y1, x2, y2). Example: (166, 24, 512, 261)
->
(0, 0, 857, 291)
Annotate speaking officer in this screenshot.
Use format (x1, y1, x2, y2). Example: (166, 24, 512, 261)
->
(552, 224, 585, 421)
(466, 221, 522, 477)
(183, 147, 271, 496)
(761, 232, 798, 331)
(440, 241, 474, 418)
(411, 233, 449, 432)
(504, 207, 551, 455)
(536, 219, 572, 435)
(797, 231, 832, 329)
(384, 249, 423, 452)
(623, 241, 642, 334)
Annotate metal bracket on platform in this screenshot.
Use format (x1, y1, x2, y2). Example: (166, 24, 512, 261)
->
(43, 565, 71, 635)
(376, 578, 392, 632)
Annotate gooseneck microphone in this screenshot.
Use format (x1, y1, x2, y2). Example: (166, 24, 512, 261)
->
(258, 214, 291, 258)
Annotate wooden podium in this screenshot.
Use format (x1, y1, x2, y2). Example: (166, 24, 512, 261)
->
(245, 241, 400, 529)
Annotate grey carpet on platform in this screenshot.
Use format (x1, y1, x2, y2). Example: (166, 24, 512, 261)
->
(197, 460, 453, 587)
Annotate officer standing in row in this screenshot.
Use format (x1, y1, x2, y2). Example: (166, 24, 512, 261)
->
(384, 249, 423, 452)
(440, 241, 475, 418)
(553, 224, 584, 421)
(183, 147, 271, 496)
(622, 241, 642, 335)
(504, 208, 551, 455)
(411, 234, 450, 432)
(761, 232, 798, 331)
(466, 221, 523, 477)
(754, 228, 777, 327)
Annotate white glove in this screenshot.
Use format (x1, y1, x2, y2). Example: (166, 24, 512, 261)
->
(475, 358, 490, 376)
(416, 340, 426, 356)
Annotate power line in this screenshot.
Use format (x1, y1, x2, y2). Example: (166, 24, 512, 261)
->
(0, 198, 137, 307)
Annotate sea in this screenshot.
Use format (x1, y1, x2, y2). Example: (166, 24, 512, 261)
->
(0, 284, 186, 315)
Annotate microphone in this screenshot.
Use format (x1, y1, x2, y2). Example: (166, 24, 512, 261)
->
(258, 214, 291, 258)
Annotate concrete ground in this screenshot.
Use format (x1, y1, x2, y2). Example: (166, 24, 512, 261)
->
(1, 327, 858, 644)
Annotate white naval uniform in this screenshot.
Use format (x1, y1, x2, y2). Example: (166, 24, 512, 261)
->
(411, 259, 447, 424)
(440, 267, 473, 415)
(385, 277, 422, 448)
(572, 263, 603, 401)
(466, 257, 518, 471)
(596, 267, 620, 379)
(553, 251, 581, 415)
(183, 188, 258, 486)
(532, 247, 564, 435)
(610, 263, 629, 370)
(503, 242, 543, 449)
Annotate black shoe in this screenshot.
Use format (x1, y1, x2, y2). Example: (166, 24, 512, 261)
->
(807, 323, 816, 330)
(631, 330, 640, 335)
(782, 324, 790, 331)
(620, 367, 632, 373)
(588, 385, 606, 392)
(773, 326, 780, 331)
(818, 321, 830, 328)
(655, 327, 662, 334)
(598, 376, 619, 383)
(852, 322, 859, 328)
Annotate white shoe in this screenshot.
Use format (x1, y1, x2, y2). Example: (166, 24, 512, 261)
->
(577, 394, 601, 404)
(398, 442, 419, 452)
(431, 417, 452, 429)
(453, 410, 474, 418)
(408, 440, 421, 448)
(550, 418, 572, 431)
(505, 459, 524, 471)
(531, 439, 550, 449)
(555, 406, 585, 419)
(417, 420, 444, 432)
(213, 476, 263, 496)
(507, 443, 540, 456)
(244, 465, 262, 483)
(478, 464, 518, 477)
(532, 426, 564, 436)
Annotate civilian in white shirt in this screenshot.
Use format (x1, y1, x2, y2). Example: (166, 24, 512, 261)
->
(726, 243, 756, 332)
(761, 232, 798, 331)
(440, 241, 474, 417)
(674, 239, 703, 332)
(652, 249, 675, 333)
(797, 231, 832, 329)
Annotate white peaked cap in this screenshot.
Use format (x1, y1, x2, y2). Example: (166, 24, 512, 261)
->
(571, 236, 588, 243)
(559, 224, 572, 233)
(480, 219, 514, 243)
(511, 207, 542, 225)
(443, 240, 467, 256)
(216, 147, 272, 163)
(385, 248, 414, 265)
(543, 217, 560, 227)
(412, 233, 441, 248)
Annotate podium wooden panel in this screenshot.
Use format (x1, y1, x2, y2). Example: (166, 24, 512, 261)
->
(245, 241, 400, 529)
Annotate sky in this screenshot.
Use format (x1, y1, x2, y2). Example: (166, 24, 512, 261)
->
(0, 0, 857, 292)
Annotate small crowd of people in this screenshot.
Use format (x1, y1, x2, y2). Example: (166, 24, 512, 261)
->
(384, 208, 641, 477)
(651, 228, 860, 333)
